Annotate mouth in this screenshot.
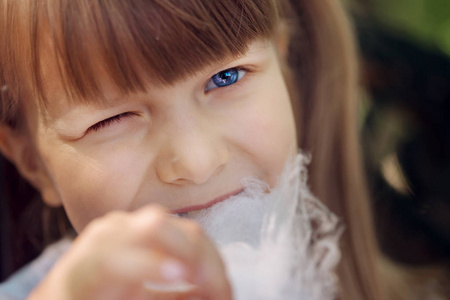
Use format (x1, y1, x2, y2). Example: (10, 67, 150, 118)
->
(172, 188, 244, 217)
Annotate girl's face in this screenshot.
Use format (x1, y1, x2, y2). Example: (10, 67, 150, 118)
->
(27, 41, 296, 232)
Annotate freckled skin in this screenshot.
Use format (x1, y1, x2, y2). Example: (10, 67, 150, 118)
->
(29, 41, 297, 232)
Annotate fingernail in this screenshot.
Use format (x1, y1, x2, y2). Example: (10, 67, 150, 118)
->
(160, 260, 186, 281)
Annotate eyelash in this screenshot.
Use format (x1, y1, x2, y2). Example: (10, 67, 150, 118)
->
(86, 112, 135, 134)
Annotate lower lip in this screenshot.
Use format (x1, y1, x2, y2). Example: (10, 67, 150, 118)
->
(172, 188, 244, 215)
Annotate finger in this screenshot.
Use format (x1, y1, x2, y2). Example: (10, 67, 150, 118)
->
(149, 217, 233, 300)
(194, 238, 233, 300)
(143, 287, 200, 300)
(107, 249, 188, 285)
(132, 206, 232, 299)
(132, 206, 203, 266)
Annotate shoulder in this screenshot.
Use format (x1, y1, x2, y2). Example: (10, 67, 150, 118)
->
(0, 238, 72, 300)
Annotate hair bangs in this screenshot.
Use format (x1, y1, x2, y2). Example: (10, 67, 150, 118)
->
(32, 0, 279, 105)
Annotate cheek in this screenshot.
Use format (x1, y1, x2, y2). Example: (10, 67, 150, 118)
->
(226, 80, 296, 185)
(41, 143, 148, 231)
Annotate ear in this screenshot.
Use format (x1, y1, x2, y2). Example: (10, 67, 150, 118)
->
(0, 126, 62, 207)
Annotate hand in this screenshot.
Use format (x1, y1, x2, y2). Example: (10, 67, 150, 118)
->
(28, 205, 232, 300)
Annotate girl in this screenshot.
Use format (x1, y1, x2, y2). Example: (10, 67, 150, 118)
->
(0, 0, 387, 299)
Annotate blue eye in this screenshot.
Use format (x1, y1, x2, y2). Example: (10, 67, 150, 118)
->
(205, 68, 246, 92)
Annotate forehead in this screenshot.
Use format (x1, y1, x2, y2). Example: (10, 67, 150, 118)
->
(28, 0, 278, 115)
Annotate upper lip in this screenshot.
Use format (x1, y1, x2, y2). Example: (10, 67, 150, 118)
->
(171, 188, 244, 214)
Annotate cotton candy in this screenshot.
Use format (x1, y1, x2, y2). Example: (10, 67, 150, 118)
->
(187, 153, 343, 300)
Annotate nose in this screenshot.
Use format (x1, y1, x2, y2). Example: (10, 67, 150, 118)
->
(156, 118, 229, 185)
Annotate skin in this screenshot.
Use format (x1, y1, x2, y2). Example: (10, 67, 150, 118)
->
(1, 40, 297, 299)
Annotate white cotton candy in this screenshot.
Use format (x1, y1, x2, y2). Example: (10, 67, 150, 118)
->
(187, 153, 343, 300)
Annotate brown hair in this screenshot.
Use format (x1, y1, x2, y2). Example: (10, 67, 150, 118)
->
(1, 0, 281, 115)
(288, 2, 388, 299)
(0, 0, 387, 299)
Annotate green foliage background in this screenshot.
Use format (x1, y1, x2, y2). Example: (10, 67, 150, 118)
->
(369, 0, 450, 55)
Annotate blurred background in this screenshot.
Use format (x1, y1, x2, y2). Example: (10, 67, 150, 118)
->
(351, 0, 450, 296)
(1, 0, 450, 297)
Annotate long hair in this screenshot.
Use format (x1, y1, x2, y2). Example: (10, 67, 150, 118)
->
(0, 0, 387, 299)
(288, 2, 387, 299)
